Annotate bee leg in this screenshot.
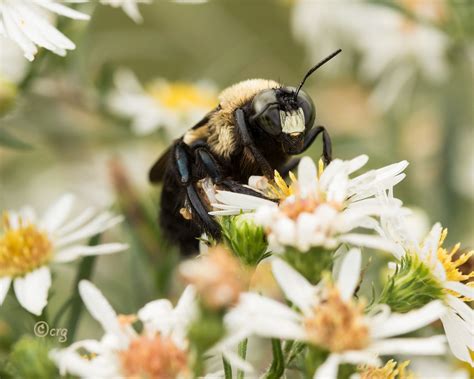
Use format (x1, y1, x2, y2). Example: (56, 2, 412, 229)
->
(279, 158, 301, 178)
(302, 125, 333, 165)
(194, 144, 268, 198)
(173, 142, 221, 238)
(235, 108, 274, 179)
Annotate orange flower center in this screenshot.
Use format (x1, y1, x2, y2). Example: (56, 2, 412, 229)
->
(0, 213, 52, 277)
(119, 334, 189, 379)
(305, 286, 369, 352)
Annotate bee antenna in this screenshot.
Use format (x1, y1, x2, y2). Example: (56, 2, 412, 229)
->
(294, 49, 342, 99)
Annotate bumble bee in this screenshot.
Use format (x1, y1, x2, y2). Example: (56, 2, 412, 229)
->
(149, 50, 341, 254)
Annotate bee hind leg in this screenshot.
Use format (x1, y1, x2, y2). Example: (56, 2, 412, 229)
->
(173, 142, 221, 239)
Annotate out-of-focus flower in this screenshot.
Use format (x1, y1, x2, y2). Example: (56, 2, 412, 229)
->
(225, 249, 447, 378)
(51, 281, 249, 378)
(0, 34, 28, 84)
(291, 1, 450, 112)
(210, 155, 408, 253)
(372, 196, 474, 366)
(0, 194, 127, 315)
(0, 0, 90, 61)
(51, 281, 196, 378)
(355, 4, 450, 112)
(0, 34, 27, 113)
(180, 245, 250, 310)
(356, 359, 414, 379)
(100, 0, 151, 23)
(107, 69, 218, 137)
(409, 357, 470, 379)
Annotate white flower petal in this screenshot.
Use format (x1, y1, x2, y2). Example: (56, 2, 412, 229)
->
(314, 354, 341, 379)
(40, 194, 75, 232)
(272, 259, 315, 314)
(446, 295, 474, 325)
(336, 248, 361, 301)
(444, 281, 474, 300)
(371, 300, 445, 339)
(0, 277, 12, 305)
(53, 243, 128, 263)
(339, 233, 402, 258)
(441, 312, 473, 364)
(13, 266, 51, 315)
(78, 280, 122, 336)
(297, 156, 318, 196)
(369, 335, 446, 356)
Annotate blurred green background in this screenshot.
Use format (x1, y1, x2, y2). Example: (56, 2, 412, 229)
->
(0, 0, 473, 370)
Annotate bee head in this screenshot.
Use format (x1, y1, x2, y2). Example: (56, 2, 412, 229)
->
(248, 49, 342, 155)
(249, 87, 315, 154)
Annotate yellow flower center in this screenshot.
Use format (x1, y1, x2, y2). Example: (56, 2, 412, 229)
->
(359, 359, 415, 379)
(436, 229, 474, 301)
(147, 81, 217, 112)
(0, 213, 52, 278)
(304, 285, 370, 352)
(119, 333, 189, 379)
(265, 160, 342, 220)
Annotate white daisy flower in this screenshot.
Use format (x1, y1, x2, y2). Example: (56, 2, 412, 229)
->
(0, 194, 127, 315)
(365, 197, 474, 366)
(107, 69, 218, 137)
(225, 249, 447, 379)
(0, 0, 90, 61)
(210, 155, 408, 253)
(100, 0, 150, 24)
(51, 281, 250, 378)
(353, 3, 450, 112)
(291, 0, 450, 112)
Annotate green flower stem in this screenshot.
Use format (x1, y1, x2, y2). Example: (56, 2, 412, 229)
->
(66, 234, 100, 341)
(283, 247, 334, 284)
(223, 356, 233, 379)
(236, 339, 248, 379)
(263, 339, 285, 379)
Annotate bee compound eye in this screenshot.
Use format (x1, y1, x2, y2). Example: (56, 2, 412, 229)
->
(251, 90, 281, 136)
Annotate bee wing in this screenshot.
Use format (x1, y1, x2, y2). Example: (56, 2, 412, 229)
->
(148, 106, 220, 183)
(149, 147, 172, 183)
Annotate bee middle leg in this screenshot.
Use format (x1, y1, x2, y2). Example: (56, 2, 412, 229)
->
(193, 143, 268, 198)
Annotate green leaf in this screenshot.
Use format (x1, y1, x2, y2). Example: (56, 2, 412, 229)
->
(0, 129, 32, 150)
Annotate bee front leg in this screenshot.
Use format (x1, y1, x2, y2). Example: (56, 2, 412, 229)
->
(173, 142, 221, 238)
(301, 125, 333, 165)
(235, 108, 274, 179)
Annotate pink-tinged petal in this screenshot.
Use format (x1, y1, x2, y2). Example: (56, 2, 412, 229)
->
(272, 259, 315, 315)
(336, 248, 361, 302)
(13, 267, 51, 315)
(0, 277, 12, 305)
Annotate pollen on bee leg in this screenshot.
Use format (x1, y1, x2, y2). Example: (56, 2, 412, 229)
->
(180, 207, 193, 220)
